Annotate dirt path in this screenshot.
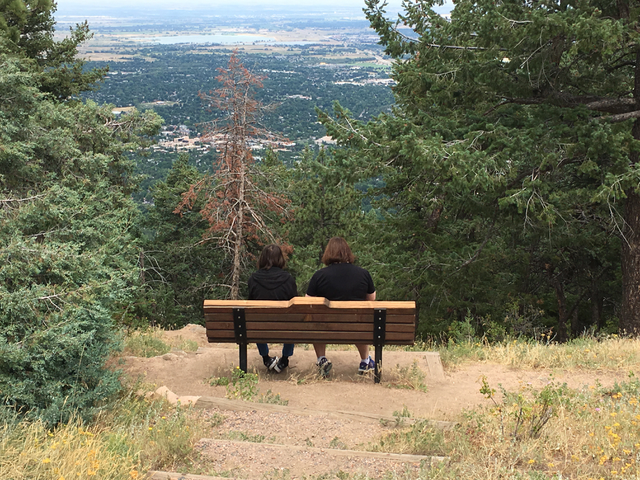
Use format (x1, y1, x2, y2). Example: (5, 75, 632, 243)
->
(123, 325, 631, 479)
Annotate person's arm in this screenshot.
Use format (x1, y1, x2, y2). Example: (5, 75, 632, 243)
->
(306, 272, 319, 297)
(365, 269, 376, 301)
(248, 275, 255, 300)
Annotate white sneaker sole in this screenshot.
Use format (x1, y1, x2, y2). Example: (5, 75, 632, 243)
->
(267, 357, 279, 370)
(317, 361, 332, 376)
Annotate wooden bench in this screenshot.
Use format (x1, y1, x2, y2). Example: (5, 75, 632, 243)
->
(203, 296, 416, 383)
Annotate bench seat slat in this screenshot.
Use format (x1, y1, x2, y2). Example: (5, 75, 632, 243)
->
(205, 321, 415, 333)
(204, 313, 415, 324)
(207, 331, 415, 343)
(246, 322, 416, 333)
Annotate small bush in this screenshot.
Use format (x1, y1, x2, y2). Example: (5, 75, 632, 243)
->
(386, 360, 428, 392)
(258, 389, 289, 406)
(225, 368, 259, 401)
(123, 328, 171, 358)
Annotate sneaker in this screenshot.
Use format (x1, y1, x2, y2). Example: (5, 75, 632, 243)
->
(273, 356, 289, 373)
(316, 356, 332, 377)
(263, 355, 278, 371)
(358, 356, 376, 374)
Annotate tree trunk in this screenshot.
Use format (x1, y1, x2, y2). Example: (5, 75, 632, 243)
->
(620, 47, 640, 335)
(591, 275, 603, 331)
(547, 266, 568, 342)
(621, 191, 640, 334)
(230, 156, 246, 300)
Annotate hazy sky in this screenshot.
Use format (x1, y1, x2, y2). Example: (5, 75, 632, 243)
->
(55, 0, 453, 14)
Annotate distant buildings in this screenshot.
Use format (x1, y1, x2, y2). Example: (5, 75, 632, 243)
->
(314, 136, 336, 146)
(151, 125, 296, 153)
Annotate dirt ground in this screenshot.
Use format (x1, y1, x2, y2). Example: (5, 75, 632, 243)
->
(124, 324, 633, 479)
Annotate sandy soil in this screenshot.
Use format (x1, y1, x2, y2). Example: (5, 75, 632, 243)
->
(126, 324, 631, 479)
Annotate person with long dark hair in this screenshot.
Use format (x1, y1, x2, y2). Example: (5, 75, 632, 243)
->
(248, 244, 297, 373)
(306, 237, 376, 376)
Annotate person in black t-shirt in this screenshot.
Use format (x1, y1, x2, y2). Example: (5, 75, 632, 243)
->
(306, 237, 376, 376)
(248, 244, 298, 373)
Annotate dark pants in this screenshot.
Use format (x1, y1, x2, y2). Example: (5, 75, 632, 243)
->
(257, 343, 294, 357)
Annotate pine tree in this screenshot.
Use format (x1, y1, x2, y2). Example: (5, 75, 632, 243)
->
(0, 0, 107, 99)
(318, 0, 636, 337)
(134, 154, 229, 327)
(0, 1, 161, 423)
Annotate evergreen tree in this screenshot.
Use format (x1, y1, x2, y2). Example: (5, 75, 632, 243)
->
(0, 0, 107, 99)
(319, 0, 634, 337)
(135, 154, 229, 328)
(285, 146, 368, 290)
(0, 1, 161, 423)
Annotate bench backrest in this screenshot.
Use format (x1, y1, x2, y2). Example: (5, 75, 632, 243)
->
(204, 296, 416, 345)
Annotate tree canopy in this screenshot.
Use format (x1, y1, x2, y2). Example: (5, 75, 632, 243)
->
(309, 0, 640, 339)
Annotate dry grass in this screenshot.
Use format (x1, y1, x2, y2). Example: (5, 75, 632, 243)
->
(0, 418, 139, 480)
(0, 391, 206, 480)
(384, 360, 429, 392)
(424, 335, 640, 371)
(369, 338, 640, 480)
(6, 335, 640, 480)
(371, 373, 640, 478)
(122, 327, 171, 358)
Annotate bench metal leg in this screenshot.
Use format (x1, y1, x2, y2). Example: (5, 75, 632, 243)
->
(374, 345, 382, 383)
(233, 308, 248, 372)
(373, 308, 386, 384)
(239, 343, 247, 373)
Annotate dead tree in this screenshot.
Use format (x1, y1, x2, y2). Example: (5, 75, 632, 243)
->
(175, 52, 289, 299)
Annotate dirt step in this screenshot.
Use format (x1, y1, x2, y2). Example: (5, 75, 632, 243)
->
(195, 438, 446, 479)
(194, 396, 456, 429)
(148, 472, 233, 480)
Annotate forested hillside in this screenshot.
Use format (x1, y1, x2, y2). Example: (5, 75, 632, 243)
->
(82, 45, 395, 198)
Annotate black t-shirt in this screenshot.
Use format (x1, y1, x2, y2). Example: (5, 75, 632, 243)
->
(306, 263, 375, 301)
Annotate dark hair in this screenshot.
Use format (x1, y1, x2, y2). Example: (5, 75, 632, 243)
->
(321, 237, 355, 266)
(258, 244, 286, 270)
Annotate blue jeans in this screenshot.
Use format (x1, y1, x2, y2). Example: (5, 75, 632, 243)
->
(257, 343, 294, 357)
